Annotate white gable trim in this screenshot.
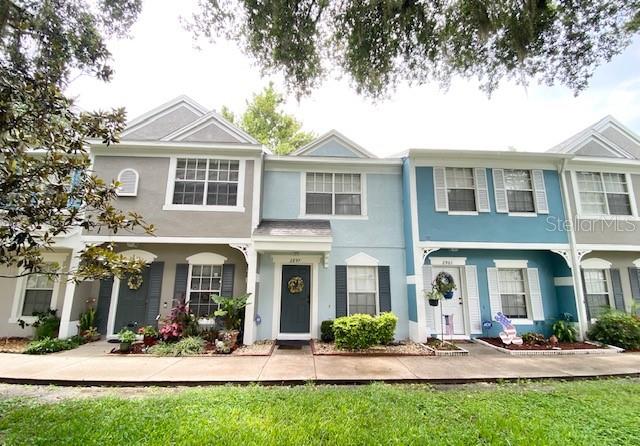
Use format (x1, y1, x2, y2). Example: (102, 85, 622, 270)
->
(292, 130, 376, 158)
(162, 111, 258, 144)
(567, 131, 634, 159)
(186, 252, 228, 265)
(594, 115, 640, 148)
(580, 258, 612, 269)
(122, 96, 207, 137)
(345, 252, 379, 266)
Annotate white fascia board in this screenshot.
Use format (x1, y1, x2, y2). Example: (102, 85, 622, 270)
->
(576, 243, 640, 252)
(89, 140, 263, 156)
(417, 241, 570, 250)
(82, 235, 252, 244)
(409, 149, 569, 170)
(253, 240, 333, 252)
(567, 157, 640, 173)
(265, 156, 402, 175)
(252, 235, 333, 243)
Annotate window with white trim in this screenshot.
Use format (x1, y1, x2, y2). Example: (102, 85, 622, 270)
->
(576, 172, 632, 216)
(504, 169, 535, 213)
(187, 264, 223, 318)
(305, 172, 362, 215)
(583, 269, 611, 319)
(21, 272, 55, 316)
(172, 158, 239, 206)
(498, 269, 529, 319)
(347, 266, 378, 315)
(445, 167, 476, 211)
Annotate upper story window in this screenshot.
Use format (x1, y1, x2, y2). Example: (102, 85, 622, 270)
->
(166, 157, 244, 211)
(305, 172, 362, 216)
(498, 268, 529, 319)
(576, 171, 632, 216)
(445, 168, 476, 212)
(504, 169, 535, 213)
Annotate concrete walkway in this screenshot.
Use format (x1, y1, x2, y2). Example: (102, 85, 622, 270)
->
(1, 341, 639, 385)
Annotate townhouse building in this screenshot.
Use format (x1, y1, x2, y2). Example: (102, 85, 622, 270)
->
(2, 95, 639, 346)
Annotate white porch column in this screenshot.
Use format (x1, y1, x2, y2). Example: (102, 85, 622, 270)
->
(243, 245, 258, 345)
(570, 251, 590, 341)
(58, 252, 81, 339)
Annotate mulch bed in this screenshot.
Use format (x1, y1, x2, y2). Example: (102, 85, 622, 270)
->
(311, 339, 434, 356)
(425, 338, 465, 351)
(478, 337, 605, 351)
(0, 337, 30, 354)
(109, 340, 275, 356)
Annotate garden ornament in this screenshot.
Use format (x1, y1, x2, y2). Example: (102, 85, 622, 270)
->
(494, 312, 523, 345)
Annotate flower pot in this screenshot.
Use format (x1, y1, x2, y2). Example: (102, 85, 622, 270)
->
(443, 291, 454, 299)
(119, 342, 131, 353)
(428, 299, 440, 307)
(219, 329, 240, 349)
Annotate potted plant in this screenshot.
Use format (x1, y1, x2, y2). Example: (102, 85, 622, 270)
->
(138, 325, 158, 347)
(212, 293, 250, 349)
(425, 289, 442, 307)
(434, 272, 457, 299)
(117, 328, 137, 353)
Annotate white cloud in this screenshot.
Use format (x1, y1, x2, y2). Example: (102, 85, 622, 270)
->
(67, 0, 640, 157)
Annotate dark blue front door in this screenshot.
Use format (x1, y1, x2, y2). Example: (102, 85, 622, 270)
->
(280, 265, 311, 333)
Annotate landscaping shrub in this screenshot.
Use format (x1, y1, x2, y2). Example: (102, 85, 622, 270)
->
(24, 336, 84, 355)
(521, 332, 545, 345)
(150, 337, 206, 356)
(587, 311, 640, 350)
(320, 320, 334, 342)
(148, 342, 176, 357)
(552, 314, 578, 343)
(333, 312, 398, 350)
(375, 312, 398, 345)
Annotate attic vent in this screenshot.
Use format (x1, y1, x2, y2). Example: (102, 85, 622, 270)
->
(116, 169, 139, 196)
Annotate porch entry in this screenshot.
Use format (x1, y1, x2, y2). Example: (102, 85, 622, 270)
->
(432, 266, 466, 336)
(280, 265, 311, 334)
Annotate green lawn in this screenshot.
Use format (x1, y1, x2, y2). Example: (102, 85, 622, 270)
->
(1, 379, 639, 445)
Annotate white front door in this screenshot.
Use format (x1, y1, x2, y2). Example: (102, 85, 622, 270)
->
(432, 267, 466, 336)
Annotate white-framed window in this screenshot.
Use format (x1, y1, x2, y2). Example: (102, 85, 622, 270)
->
(445, 167, 476, 212)
(583, 269, 612, 320)
(497, 268, 530, 319)
(347, 266, 378, 315)
(187, 264, 223, 319)
(116, 168, 139, 196)
(304, 172, 363, 216)
(504, 169, 535, 213)
(576, 171, 633, 216)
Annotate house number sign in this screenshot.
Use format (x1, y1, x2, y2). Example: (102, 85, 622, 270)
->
(288, 276, 305, 294)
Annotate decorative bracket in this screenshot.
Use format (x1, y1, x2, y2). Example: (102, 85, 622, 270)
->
(551, 249, 572, 269)
(323, 252, 330, 268)
(229, 243, 249, 263)
(576, 249, 592, 263)
(421, 247, 440, 265)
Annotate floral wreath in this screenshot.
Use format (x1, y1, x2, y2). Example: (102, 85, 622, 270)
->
(288, 276, 305, 294)
(432, 271, 456, 294)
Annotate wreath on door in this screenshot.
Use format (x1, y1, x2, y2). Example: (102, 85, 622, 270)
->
(288, 276, 305, 294)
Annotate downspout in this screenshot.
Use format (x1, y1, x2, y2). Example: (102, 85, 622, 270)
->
(558, 158, 589, 340)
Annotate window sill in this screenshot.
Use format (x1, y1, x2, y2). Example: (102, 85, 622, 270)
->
(576, 214, 640, 221)
(162, 204, 245, 212)
(509, 319, 534, 325)
(9, 316, 35, 324)
(298, 214, 368, 220)
(447, 211, 479, 216)
(508, 212, 537, 218)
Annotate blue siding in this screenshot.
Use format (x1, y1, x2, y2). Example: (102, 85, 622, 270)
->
(428, 249, 575, 337)
(415, 167, 569, 244)
(402, 159, 415, 275)
(407, 284, 417, 322)
(304, 140, 359, 157)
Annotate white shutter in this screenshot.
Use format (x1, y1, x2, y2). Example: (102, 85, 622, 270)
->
(433, 167, 448, 212)
(474, 168, 490, 212)
(527, 268, 545, 321)
(487, 267, 502, 318)
(422, 264, 435, 333)
(465, 265, 482, 333)
(422, 264, 433, 293)
(531, 170, 549, 214)
(492, 168, 508, 213)
(117, 169, 139, 196)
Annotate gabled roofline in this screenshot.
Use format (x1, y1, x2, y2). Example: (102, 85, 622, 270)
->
(266, 154, 402, 165)
(406, 148, 571, 160)
(593, 115, 640, 148)
(88, 138, 263, 154)
(291, 130, 377, 158)
(121, 95, 208, 137)
(161, 110, 260, 145)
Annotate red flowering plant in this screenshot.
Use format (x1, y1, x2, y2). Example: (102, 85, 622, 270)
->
(159, 299, 198, 342)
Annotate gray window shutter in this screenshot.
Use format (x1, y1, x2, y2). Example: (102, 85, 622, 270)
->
(531, 170, 549, 214)
(335, 265, 347, 317)
(492, 169, 508, 213)
(221, 264, 235, 296)
(610, 269, 626, 311)
(377, 266, 391, 313)
(96, 278, 113, 335)
(173, 263, 189, 303)
(474, 168, 490, 212)
(628, 267, 640, 300)
(581, 270, 591, 320)
(433, 167, 448, 212)
(145, 262, 164, 325)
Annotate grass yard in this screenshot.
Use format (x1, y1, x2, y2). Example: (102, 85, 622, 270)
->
(0, 379, 639, 445)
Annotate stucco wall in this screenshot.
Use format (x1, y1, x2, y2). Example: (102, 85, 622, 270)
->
(581, 251, 640, 313)
(415, 167, 568, 244)
(89, 156, 255, 238)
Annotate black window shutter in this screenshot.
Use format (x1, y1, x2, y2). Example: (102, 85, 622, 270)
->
(378, 266, 392, 313)
(629, 267, 640, 300)
(96, 278, 113, 335)
(335, 265, 347, 317)
(221, 264, 235, 296)
(173, 264, 189, 303)
(580, 270, 591, 320)
(610, 269, 626, 311)
(145, 262, 164, 325)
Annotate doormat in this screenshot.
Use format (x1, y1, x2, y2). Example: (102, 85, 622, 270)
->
(276, 340, 309, 350)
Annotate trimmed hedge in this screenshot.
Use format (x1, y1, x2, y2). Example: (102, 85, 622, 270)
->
(320, 320, 334, 342)
(332, 312, 398, 350)
(587, 311, 640, 350)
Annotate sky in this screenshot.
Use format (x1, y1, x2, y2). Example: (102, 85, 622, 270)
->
(67, 1, 640, 157)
